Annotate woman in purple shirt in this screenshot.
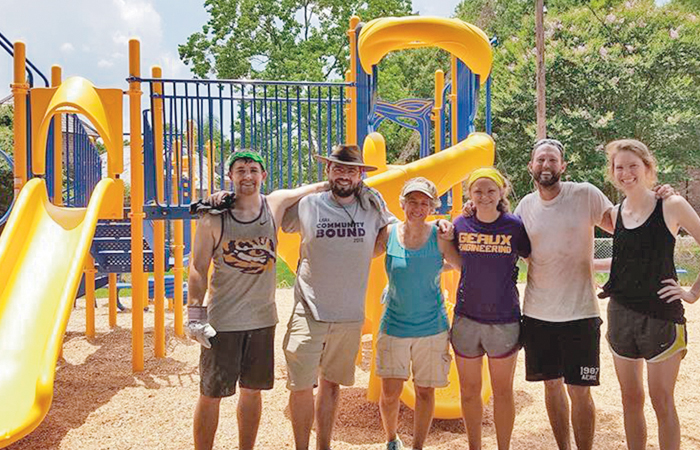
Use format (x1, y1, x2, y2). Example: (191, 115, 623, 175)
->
(452, 167, 531, 450)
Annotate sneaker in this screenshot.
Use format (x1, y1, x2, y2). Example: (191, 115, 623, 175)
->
(386, 437, 404, 450)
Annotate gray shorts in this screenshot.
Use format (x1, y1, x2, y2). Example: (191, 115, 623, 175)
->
(607, 300, 688, 362)
(450, 315, 520, 359)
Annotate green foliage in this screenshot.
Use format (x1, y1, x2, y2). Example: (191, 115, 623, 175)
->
(0, 105, 13, 157)
(94, 140, 107, 155)
(179, 0, 412, 81)
(180, 0, 700, 202)
(0, 105, 13, 220)
(457, 0, 700, 204)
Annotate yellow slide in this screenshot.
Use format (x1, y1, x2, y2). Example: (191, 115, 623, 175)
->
(0, 177, 121, 448)
(278, 131, 495, 420)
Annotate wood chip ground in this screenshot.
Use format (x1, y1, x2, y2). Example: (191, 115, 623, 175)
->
(7, 287, 700, 449)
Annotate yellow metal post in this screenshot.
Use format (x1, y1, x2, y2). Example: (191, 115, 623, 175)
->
(206, 140, 214, 197)
(51, 66, 63, 205)
(108, 273, 117, 328)
(449, 56, 463, 216)
(433, 70, 444, 154)
(346, 16, 360, 145)
(187, 121, 197, 242)
(172, 138, 185, 336)
(12, 42, 28, 195)
(128, 39, 145, 371)
(85, 255, 96, 337)
(152, 66, 166, 358)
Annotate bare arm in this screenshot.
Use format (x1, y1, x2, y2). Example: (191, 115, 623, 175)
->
(594, 205, 617, 271)
(658, 196, 700, 303)
(438, 234, 461, 269)
(266, 181, 329, 227)
(373, 225, 389, 257)
(187, 214, 219, 307)
(598, 206, 615, 235)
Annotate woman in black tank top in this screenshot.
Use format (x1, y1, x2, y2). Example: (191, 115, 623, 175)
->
(601, 139, 700, 450)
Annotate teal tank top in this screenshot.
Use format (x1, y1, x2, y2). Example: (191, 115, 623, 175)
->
(380, 224, 448, 337)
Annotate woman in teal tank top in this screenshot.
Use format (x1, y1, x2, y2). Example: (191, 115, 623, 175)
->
(375, 177, 461, 450)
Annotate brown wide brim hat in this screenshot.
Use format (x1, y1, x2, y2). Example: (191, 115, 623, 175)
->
(314, 144, 378, 171)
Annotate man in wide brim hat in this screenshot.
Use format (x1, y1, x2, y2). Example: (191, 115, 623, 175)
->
(282, 142, 392, 450)
(313, 143, 378, 171)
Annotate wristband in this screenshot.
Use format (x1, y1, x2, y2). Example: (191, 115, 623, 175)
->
(188, 305, 207, 321)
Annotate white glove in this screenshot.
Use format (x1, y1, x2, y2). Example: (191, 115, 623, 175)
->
(186, 305, 217, 348)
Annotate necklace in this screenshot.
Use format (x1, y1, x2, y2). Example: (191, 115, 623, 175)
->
(335, 196, 358, 227)
(623, 193, 655, 223)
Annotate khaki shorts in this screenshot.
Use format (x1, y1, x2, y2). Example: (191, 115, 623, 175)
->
(375, 331, 451, 388)
(283, 302, 364, 391)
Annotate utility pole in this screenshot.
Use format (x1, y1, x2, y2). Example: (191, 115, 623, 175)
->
(535, 0, 546, 139)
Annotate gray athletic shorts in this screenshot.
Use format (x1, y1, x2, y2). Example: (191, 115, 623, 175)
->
(450, 314, 520, 359)
(607, 300, 688, 362)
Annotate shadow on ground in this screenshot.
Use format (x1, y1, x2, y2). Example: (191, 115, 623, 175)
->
(6, 326, 196, 450)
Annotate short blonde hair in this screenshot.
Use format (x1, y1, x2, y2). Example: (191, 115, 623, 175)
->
(605, 139, 657, 188)
(399, 177, 441, 210)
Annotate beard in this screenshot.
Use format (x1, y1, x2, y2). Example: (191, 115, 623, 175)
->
(330, 179, 361, 198)
(532, 169, 561, 187)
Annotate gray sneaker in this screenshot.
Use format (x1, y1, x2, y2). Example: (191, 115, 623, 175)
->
(386, 437, 404, 450)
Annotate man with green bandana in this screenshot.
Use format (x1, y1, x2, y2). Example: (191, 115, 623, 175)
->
(187, 149, 328, 450)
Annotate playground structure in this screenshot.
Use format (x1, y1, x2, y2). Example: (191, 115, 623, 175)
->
(0, 16, 496, 447)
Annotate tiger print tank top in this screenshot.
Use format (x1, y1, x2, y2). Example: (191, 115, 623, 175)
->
(206, 195, 278, 332)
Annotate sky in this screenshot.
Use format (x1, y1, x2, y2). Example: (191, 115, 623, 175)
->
(0, 0, 464, 99)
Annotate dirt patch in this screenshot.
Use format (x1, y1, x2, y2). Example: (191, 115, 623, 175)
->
(7, 288, 700, 449)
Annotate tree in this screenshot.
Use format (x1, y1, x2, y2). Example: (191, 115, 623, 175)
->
(457, 0, 700, 204)
(0, 104, 13, 222)
(0, 104, 13, 156)
(179, 0, 412, 81)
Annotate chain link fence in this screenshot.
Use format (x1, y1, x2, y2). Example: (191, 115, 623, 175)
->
(594, 237, 700, 285)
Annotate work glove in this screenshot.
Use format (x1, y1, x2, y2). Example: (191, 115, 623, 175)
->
(186, 305, 217, 349)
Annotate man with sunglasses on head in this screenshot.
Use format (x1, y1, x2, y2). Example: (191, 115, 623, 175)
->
(514, 138, 673, 450)
(187, 150, 329, 450)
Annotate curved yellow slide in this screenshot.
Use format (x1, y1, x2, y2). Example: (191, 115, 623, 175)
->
(278, 132, 495, 419)
(0, 177, 121, 448)
(357, 16, 492, 83)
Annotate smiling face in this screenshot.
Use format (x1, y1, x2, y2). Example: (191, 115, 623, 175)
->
(401, 191, 434, 222)
(529, 144, 567, 187)
(469, 177, 503, 214)
(606, 139, 657, 192)
(612, 150, 653, 192)
(229, 159, 267, 196)
(327, 162, 363, 198)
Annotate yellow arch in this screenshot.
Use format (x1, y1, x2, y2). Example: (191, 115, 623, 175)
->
(357, 16, 492, 83)
(30, 76, 123, 177)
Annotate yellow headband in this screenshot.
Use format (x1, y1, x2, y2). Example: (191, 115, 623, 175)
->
(467, 167, 505, 188)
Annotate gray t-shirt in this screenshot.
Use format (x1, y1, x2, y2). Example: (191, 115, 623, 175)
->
(514, 182, 612, 322)
(283, 191, 393, 322)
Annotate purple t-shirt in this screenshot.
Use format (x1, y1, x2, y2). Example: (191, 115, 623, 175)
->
(453, 213, 531, 324)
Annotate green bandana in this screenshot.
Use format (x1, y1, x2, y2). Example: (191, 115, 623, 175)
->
(226, 151, 265, 171)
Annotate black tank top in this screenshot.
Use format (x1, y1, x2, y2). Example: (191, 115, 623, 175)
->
(600, 198, 684, 323)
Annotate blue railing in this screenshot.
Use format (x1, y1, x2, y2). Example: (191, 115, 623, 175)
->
(0, 31, 53, 219)
(0, 31, 50, 88)
(62, 114, 101, 207)
(140, 77, 350, 219)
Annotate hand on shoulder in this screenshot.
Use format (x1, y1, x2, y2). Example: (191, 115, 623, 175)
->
(653, 183, 676, 200)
